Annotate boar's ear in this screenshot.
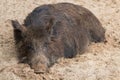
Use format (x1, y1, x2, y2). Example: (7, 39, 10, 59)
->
(41, 15, 54, 31)
(46, 16, 54, 30)
(11, 20, 26, 43)
(11, 20, 26, 32)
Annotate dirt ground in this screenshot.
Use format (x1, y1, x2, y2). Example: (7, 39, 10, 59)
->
(0, 0, 120, 80)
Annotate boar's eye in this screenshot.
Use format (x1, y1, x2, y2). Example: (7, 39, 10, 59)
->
(26, 44, 34, 52)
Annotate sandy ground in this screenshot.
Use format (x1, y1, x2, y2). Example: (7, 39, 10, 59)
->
(0, 0, 120, 80)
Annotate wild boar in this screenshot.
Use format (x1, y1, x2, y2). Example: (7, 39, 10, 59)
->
(11, 3, 105, 73)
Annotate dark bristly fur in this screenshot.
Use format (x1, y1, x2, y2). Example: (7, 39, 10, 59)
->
(11, 3, 105, 73)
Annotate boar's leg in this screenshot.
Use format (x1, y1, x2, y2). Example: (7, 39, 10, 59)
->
(63, 39, 77, 58)
(89, 26, 106, 43)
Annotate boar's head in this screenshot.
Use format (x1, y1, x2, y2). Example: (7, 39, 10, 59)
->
(11, 15, 55, 73)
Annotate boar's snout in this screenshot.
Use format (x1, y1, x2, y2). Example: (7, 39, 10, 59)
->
(29, 53, 50, 73)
